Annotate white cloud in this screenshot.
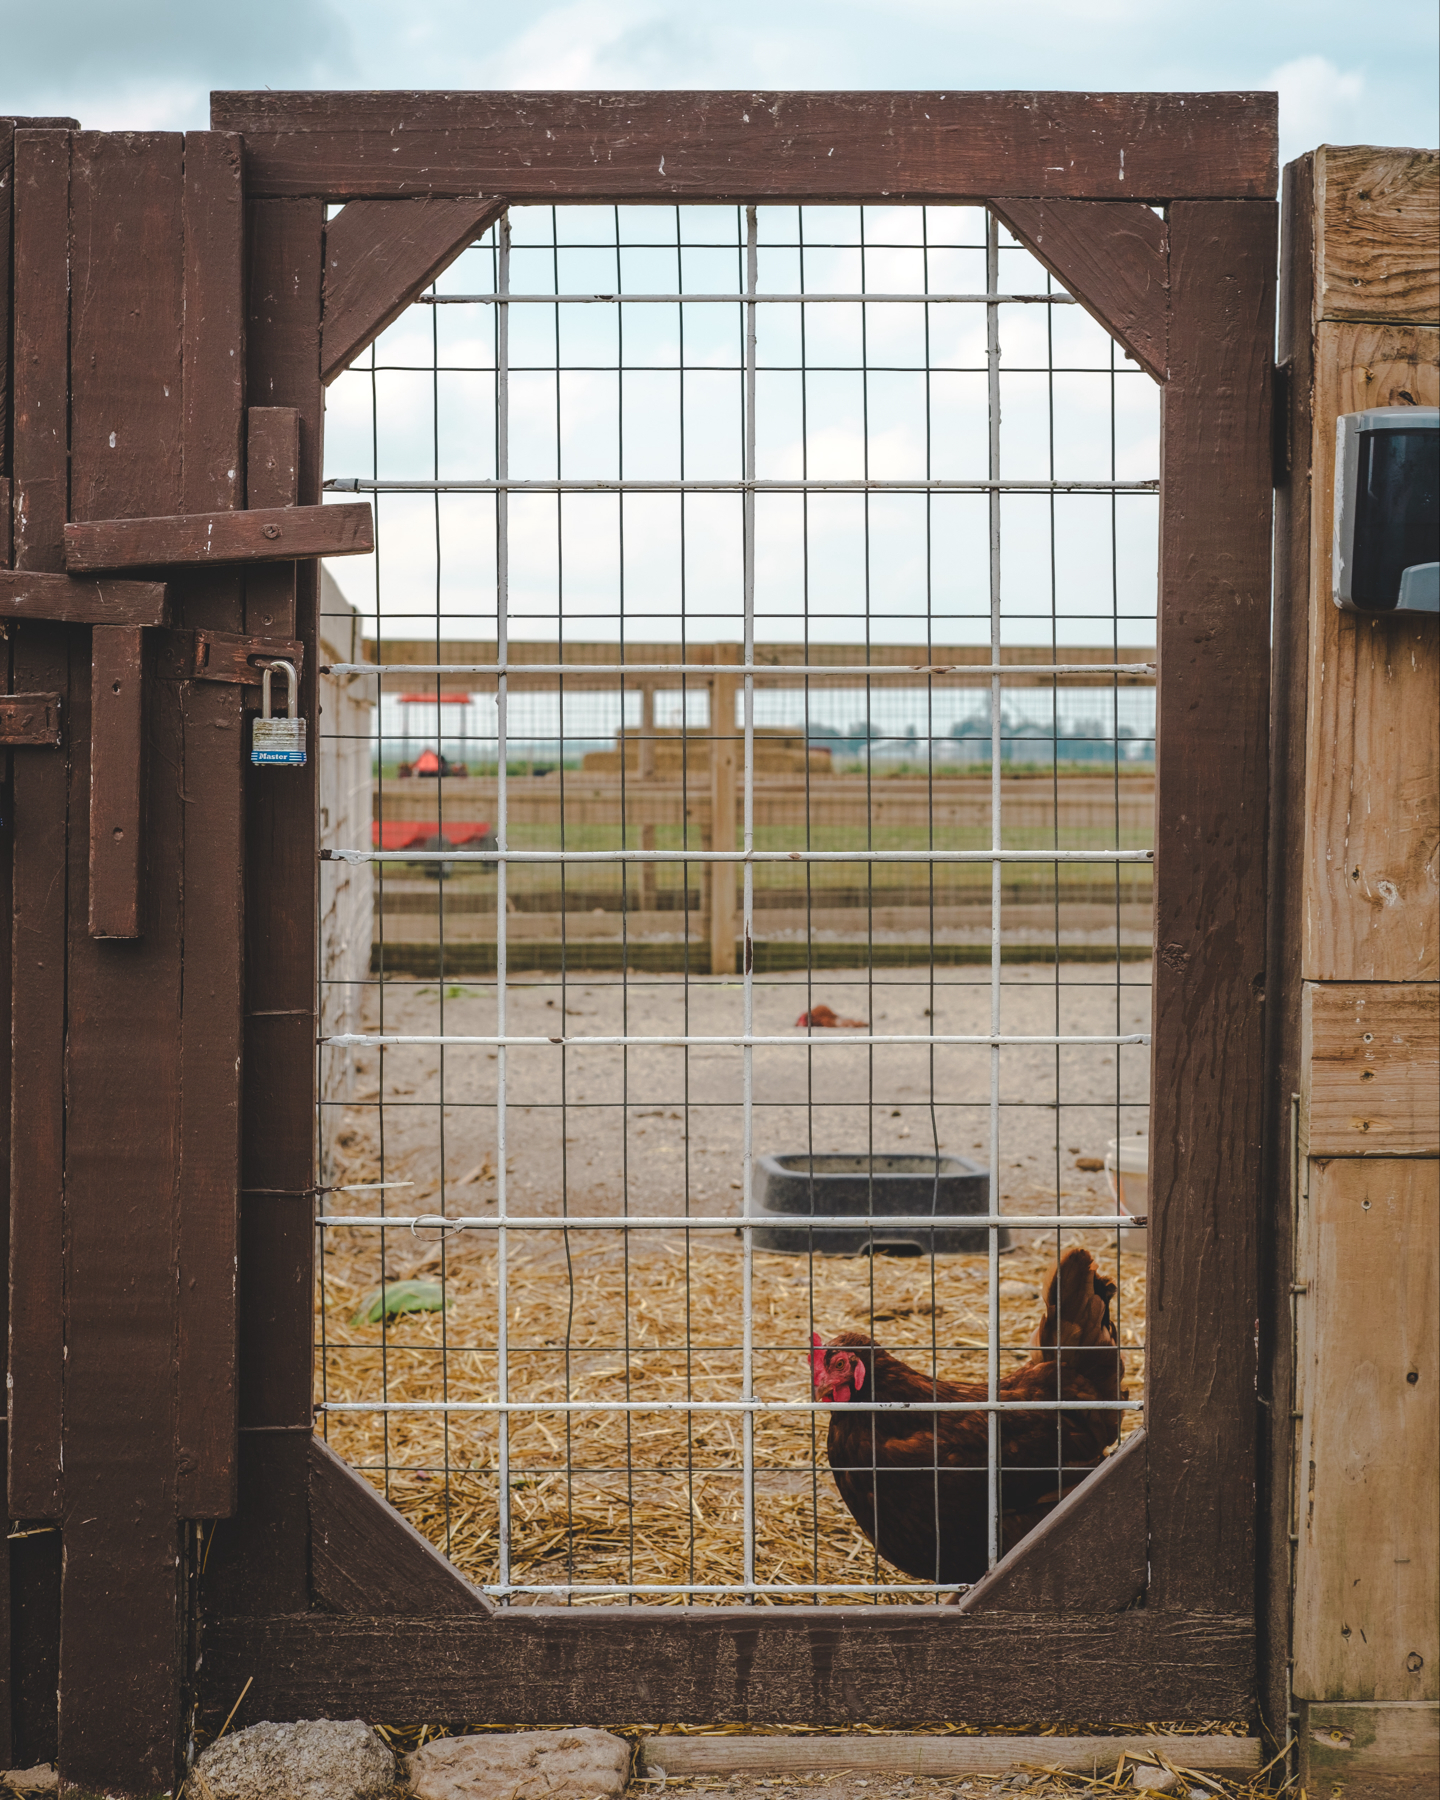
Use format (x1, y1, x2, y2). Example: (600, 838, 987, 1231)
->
(1264, 53, 1366, 153)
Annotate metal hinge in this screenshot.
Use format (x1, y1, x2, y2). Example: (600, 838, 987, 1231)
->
(0, 692, 63, 747)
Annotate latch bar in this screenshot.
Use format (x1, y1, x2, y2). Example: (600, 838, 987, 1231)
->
(63, 503, 373, 572)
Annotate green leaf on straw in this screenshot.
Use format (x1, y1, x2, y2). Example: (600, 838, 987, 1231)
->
(351, 1279, 451, 1327)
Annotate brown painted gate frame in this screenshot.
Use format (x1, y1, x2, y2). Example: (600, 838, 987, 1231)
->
(1, 92, 1276, 1795)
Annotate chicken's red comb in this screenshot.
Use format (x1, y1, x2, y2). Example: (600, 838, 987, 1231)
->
(810, 1330, 827, 1386)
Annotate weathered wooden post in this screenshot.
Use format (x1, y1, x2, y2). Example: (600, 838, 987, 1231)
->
(1270, 143, 1439, 1800)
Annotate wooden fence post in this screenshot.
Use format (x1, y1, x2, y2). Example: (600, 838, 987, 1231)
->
(1277, 144, 1439, 1799)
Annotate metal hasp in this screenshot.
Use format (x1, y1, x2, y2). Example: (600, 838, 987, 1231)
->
(251, 659, 307, 766)
(1333, 406, 1440, 613)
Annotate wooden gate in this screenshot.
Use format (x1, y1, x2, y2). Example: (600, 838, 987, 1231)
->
(2, 93, 1276, 1797)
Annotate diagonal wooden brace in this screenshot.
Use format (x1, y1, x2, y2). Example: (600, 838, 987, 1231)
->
(321, 195, 507, 383)
(990, 199, 1170, 382)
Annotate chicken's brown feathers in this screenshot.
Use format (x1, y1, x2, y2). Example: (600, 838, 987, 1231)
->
(814, 1246, 1127, 1587)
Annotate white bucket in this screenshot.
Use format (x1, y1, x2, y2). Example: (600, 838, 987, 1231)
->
(1104, 1136, 1148, 1244)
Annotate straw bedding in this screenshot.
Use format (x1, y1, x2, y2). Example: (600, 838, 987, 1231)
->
(318, 1210, 1145, 1604)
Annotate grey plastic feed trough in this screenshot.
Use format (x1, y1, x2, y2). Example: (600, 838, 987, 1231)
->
(746, 1152, 1010, 1256)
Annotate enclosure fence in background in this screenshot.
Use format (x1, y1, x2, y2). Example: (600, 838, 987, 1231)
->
(315, 202, 1156, 1603)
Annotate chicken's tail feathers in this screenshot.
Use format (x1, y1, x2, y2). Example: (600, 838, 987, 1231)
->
(1031, 1246, 1119, 1356)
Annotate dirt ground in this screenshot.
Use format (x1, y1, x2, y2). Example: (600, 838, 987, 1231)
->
(330, 962, 1152, 1226)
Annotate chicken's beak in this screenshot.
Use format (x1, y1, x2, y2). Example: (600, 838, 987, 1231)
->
(813, 1351, 851, 1403)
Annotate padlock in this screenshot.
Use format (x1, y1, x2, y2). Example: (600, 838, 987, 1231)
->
(251, 659, 307, 766)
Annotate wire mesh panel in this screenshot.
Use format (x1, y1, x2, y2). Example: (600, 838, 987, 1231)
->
(317, 201, 1157, 1604)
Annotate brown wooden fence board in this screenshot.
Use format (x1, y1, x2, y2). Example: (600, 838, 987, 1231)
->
(7, 1532, 60, 1769)
(174, 128, 248, 1519)
(64, 501, 372, 571)
(86, 624, 143, 937)
(8, 127, 71, 1522)
(1258, 149, 1317, 1760)
(1, 121, 13, 484)
(56, 130, 186, 1795)
(198, 1609, 1256, 1727)
(10, 132, 70, 572)
(176, 680, 245, 1516)
(222, 201, 325, 1618)
(1146, 199, 1276, 1617)
(243, 407, 301, 636)
(212, 90, 1279, 203)
(180, 134, 246, 526)
(0, 569, 170, 626)
(0, 179, 10, 1734)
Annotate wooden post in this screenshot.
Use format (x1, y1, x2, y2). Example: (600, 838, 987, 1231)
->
(708, 645, 738, 977)
(1278, 145, 1440, 1797)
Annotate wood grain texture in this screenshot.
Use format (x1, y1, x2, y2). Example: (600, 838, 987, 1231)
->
(1302, 1701, 1440, 1796)
(959, 1429, 1146, 1613)
(197, 1609, 1256, 1727)
(244, 405, 302, 637)
(0, 222, 10, 1742)
(11, 131, 70, 573)
(1293, 1158, 1438, 1703)
(175, 677, 244, 1517)
(1304, 982, 1440, 1156)
(321, 195, 505, 383)
(1, 121, 13, 485)
(181, 134, 245, 518)
(8, 1531, 61, 1768)
(87, 624, 143, 938)
(309, 1436, 491, 1616)
(1147, 199, 1276, 1616)
(178, 130, 246, 638)
(0, 693, 62, 745)
(6, 625, 67, 1520)
(64, 502, 372, 572)
(174, 126, 248, 1519)
(990, 200, 1168, 381)
(210, 90, 1279, 202)
(59, 129, 186, 1797)
(246, 406, 300, 505)
(205, 200, 324, 1619)
(1302, 320, 1439, 983)
(0, 569, 169, 625)
(639, 1732, 1260, 1780)
(8, 127, 71, 1522)
(1259, 151, 1318, 1768)
(1317, 147, 1440, 325)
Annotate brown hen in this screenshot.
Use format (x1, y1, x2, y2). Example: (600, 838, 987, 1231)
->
(811, 1245, 1126, 1587)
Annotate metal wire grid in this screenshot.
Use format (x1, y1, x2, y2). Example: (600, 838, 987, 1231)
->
(316, 202, 1156, 1603)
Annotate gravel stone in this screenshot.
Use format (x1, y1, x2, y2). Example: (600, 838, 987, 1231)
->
(2, 1770, 58, 1796)
(189, 1719, 394, 1800)
(406, 1729, 631, 1799)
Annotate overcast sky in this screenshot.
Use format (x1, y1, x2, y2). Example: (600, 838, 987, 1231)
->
(3, 0, 1436, 173)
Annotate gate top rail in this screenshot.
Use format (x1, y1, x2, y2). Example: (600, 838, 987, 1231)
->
(211, 89, 1278, 202)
